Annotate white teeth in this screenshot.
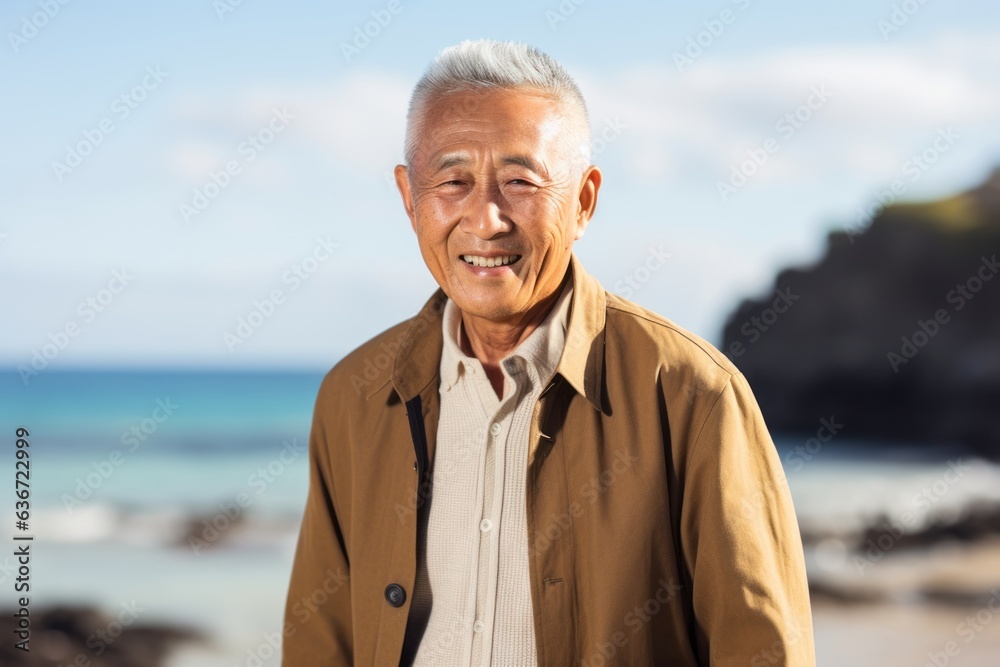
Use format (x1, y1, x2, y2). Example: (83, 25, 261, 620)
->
(462, 254, 521, 268)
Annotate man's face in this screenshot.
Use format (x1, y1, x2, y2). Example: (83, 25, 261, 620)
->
(395, 88, 600, 323)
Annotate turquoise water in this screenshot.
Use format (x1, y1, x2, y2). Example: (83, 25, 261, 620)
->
(1, 367, 994, 522)
(0, 368, 328, 660)
(2, 367, 324, 446)
(2, 368, 999, 665)
(1, 368, 324, 514)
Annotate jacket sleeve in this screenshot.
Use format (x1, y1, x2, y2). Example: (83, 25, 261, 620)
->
(680, 371, 816, 667)
(281, 377, 354, 666)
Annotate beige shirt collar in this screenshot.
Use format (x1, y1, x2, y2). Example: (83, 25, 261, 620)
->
(439, 273, 575, 394)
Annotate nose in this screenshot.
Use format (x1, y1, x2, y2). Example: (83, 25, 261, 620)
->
(460, 180, 511, 240)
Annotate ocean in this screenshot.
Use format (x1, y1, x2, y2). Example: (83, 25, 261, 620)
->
(2, 368, 999, 665)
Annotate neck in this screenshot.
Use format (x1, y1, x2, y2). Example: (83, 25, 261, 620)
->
(459, 272, 569, 372)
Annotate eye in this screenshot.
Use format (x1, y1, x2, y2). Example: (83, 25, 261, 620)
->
(507, 178, 534, 187)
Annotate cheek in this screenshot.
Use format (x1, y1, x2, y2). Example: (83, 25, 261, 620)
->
(515, 196, 574, 247)
(413, 201, 454, 246)
(421, 196, 452, 218)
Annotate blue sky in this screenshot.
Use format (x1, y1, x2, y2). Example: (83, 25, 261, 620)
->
(2, 0, 999, 370)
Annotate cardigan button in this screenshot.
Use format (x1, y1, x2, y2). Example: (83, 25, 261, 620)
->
(385, 583, 406, 607)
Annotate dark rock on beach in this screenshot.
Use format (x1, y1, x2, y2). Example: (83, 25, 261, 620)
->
(721, 169, 1000, 458)
(1, 605, 206, 666)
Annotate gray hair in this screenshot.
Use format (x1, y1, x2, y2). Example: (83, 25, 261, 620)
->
(403, 39, 591, 172)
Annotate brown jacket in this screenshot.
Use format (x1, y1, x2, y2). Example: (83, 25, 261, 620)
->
(282, 252, 815, 666)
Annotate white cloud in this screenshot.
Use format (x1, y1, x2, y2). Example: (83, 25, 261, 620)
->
(169, 71, 411, 175)
(167, 143, 227, 179)
(579, 38, 1000, 185)
(8, 34, 1000, 365)
(164, 37, 1000, 192)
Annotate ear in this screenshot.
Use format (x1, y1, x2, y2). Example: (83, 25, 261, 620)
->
(394, 164, 417, 233)
(573, 165, 602, 240)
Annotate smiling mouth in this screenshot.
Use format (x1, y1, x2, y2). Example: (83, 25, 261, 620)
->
(461, 254, 522, 268)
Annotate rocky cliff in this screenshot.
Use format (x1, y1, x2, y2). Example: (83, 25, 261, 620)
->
(720, 169, 1000, 457)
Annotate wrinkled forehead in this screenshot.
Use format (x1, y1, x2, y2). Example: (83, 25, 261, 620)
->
(412, 88, 578, 170)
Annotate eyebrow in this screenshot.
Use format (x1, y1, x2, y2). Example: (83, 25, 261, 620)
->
(432, 153, 545, 175)
(433, 153, 469, 171)
(501, 154, 543, 173)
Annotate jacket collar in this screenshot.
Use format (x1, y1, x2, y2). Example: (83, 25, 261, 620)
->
(438, 270, 574, 394)
(388, 251, 607, 413)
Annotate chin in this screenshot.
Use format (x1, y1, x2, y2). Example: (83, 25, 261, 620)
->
(448, 290, 519, 320)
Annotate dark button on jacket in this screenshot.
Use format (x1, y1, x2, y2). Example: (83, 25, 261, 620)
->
(385, 584, 406, 608)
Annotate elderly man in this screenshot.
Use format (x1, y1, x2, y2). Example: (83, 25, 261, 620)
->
(282, 39, 815, 666)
